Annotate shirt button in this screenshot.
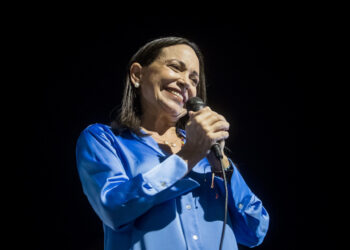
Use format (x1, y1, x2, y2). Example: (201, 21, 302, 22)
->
(186, 204, 191, 210)
(160, 181, 167, 187)
(238, 203, 243, 209)
(192, 235, 198, 240)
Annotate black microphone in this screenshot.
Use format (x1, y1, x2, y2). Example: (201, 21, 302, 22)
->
(186, 97, 223, 159)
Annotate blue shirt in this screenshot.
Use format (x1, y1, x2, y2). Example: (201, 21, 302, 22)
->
(76, 123, 269, 250)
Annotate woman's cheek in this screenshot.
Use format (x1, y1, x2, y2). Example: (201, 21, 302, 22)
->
(165, 70, 179, 79)
(188, 88, 197, 98)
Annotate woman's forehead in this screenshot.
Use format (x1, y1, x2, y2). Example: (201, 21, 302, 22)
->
(157, 44, 200, 69)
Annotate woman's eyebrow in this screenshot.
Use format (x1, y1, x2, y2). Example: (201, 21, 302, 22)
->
(166, 59, 199, 76)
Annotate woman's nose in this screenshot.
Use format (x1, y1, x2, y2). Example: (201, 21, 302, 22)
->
(177, 76, 190, 89)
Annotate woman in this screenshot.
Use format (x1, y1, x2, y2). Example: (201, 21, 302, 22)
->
(76, 37, 269, 250)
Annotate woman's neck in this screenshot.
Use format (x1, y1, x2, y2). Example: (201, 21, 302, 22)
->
(140, 113, 177, 136)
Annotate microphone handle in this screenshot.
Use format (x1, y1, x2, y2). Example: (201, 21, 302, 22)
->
(212, 143, 223, 159)
(186, 97, 223, 160)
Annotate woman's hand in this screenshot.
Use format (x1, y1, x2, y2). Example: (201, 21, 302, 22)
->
(176, 107, 230, 172)
(206, 140, 231, 173)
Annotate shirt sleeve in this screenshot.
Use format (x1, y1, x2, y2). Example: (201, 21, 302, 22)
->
(75, 125, 200, 232)
(214, 159, 269, 247)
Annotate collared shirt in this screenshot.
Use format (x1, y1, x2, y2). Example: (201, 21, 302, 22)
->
(76, 123, 269, 250)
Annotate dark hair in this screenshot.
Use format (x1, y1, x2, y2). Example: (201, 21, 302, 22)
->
(111, 36, 207, 136)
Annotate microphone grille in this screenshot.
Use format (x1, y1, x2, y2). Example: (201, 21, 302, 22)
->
(186, 97, 206, 111)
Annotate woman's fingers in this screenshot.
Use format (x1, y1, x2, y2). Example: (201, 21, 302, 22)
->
(185, 106, 230, 156)
(208, 130, 229, 144)
(190, 107, 228, 127)
(210, 120, 230, 132)
(192, 110, 230, 133)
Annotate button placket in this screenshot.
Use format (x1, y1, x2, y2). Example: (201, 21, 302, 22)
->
(178, 195, 202, 250)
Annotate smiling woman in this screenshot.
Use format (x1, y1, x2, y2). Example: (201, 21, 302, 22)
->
(111, 37, 207, 137)
(131, 44, 199, 131)
(75, 36, 269, 250)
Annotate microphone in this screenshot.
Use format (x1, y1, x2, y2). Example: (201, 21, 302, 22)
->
(186, 97, 223, 159)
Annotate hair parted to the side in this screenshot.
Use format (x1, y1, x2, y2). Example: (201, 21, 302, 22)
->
(110, 36, 207, 137)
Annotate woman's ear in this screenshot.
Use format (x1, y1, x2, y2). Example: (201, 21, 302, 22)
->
(130, 62, 143, 85)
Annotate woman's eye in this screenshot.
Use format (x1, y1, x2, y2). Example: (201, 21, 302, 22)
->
(169, 64, 181, 71)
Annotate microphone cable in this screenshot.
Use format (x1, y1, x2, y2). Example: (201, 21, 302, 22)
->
(212, 143, 229, 250)
(219, 158, 228, 250)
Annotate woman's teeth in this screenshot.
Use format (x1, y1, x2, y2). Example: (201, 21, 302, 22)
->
(168, 90, 182, 99)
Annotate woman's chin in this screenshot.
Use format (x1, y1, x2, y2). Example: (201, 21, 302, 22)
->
(173, 108, 187, 119)
(161, 100, 186, 119)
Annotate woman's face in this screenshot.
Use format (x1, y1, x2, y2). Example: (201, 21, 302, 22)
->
(137, 44, 200, 121)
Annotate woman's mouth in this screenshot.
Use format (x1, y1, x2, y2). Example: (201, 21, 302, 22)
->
(164, 88, 184, 103)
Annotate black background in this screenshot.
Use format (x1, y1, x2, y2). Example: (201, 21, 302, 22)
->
(14, 8, 330, 250)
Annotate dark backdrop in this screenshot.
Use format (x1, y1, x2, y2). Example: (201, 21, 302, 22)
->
(16, 10, 328, 250)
